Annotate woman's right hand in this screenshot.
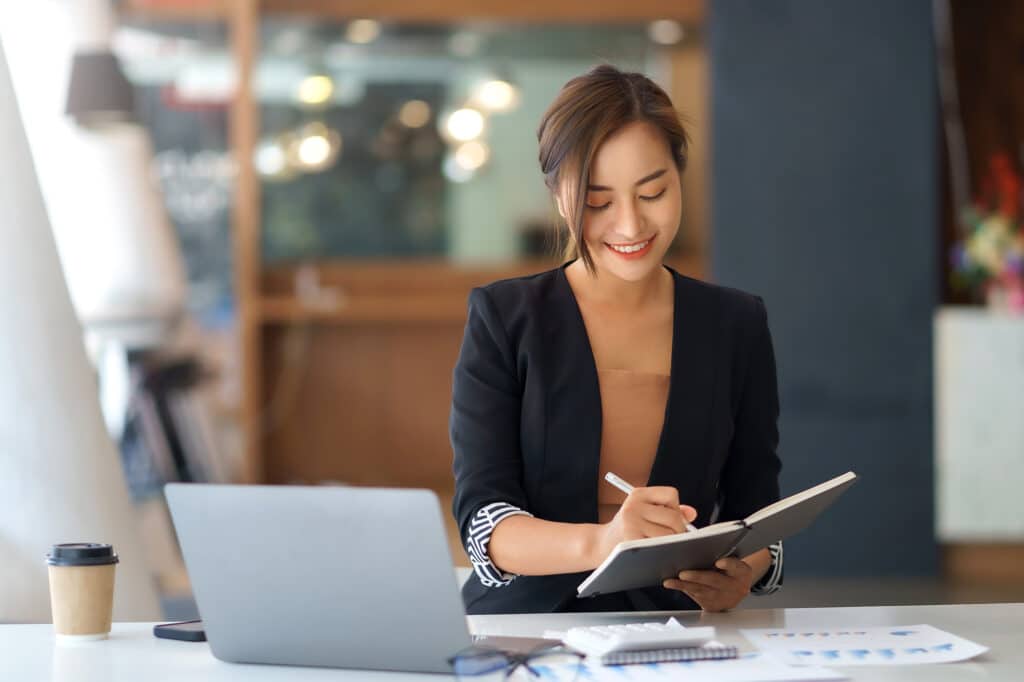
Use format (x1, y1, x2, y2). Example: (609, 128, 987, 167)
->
(594, 486, 697, 562)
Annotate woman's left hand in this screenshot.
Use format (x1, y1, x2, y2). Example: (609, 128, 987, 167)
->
(662, 557, 754, 612)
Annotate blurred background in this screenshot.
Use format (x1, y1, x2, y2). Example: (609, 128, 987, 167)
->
(1, 0, 1022, 622)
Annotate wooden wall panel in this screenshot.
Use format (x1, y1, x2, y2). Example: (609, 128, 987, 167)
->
(944, 544, 1024, 586)
(261, 0, 704, 23)
(261, 324, 462, 487)
(260, 322, 468, 562)
(257, 255, 703, 566)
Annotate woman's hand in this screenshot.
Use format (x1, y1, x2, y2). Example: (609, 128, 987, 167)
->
(594, 486, 697, 561)
(662, 557, 755, 612)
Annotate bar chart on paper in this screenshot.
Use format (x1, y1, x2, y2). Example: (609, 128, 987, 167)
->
(527, 653, 845, 682)
(739, 625, 988, 666)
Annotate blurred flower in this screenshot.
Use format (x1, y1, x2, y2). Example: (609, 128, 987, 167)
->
(951, 151, 1023, 313)
(1005, 252, 1023, 276)
(965, 213, 1011, 275)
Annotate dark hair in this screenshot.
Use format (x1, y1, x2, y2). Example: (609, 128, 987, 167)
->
(537, 64, 689, 273)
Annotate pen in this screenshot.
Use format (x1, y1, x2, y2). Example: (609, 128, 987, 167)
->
(604, 471, 699, 532)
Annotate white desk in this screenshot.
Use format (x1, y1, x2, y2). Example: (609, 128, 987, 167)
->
(1, 603, 1018, 681)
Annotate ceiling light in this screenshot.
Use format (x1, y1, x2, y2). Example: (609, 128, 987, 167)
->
(648, 20, 685, 46)
(254, 139, 292, 180)
(296, 74, 333, 106)
(474, 79, 518, 113)
(287, 123, 342, 172)
(444, 107, 485, 142)
(298, 135, 331, 166)
(442, 154, 475, 183)
(398, 99, 431, 128)
(346, 19, 380, 45)
(453, 140, 489, 171)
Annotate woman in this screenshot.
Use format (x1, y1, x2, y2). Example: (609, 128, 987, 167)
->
(451, 64, 783, 615)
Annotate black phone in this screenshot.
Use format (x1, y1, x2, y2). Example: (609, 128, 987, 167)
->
(153, 619, 206, 642)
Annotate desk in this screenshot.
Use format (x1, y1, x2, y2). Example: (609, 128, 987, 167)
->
(1, 603, 1018, 681)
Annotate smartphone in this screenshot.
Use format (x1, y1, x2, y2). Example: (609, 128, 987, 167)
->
(153, 619, 206, 642)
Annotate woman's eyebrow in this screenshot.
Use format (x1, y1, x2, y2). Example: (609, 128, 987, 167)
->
(587, 168, 667, 192)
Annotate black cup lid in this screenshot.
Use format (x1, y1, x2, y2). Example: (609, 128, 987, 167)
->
(46, 543, 119, 567)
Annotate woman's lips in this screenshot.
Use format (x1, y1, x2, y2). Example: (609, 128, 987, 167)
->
(604, 235, 655, 260)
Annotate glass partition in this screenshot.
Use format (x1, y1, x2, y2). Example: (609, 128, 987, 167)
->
(119, 18, 699, 293)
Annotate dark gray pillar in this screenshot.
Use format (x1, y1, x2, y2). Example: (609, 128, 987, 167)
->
(710, 0, 939, 576)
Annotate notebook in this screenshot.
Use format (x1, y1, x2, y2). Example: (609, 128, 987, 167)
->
(601, 645, 739, 666)
(577, 471, 858, 598)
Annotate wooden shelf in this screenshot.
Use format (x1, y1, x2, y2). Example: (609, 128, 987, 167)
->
(260, 259, 559, 294)
(260, 0, 704, 23)
(123, 0, 704, 23)
(259, 294, 469, 324)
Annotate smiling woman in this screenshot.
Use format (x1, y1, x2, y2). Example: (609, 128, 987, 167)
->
(539, 64, 689, 276)
(572, 122, 682, 273)
(451, 64, 785, 615)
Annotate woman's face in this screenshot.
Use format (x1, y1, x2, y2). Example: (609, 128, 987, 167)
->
(561, 120, 682, 282)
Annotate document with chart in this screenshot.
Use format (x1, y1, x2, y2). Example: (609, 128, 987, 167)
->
(740, 624, 989, 666)
(527, 652, 846, 682)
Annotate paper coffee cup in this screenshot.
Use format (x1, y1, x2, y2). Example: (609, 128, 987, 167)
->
(46, 543, 118, 642)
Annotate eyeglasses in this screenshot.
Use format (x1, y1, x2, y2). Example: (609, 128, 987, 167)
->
(448, 644, 584, 681)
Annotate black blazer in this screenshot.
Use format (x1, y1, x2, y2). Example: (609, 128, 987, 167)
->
(450, 264, 781, 614)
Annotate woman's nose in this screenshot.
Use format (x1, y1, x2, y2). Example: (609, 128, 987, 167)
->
(616, 200, 645, 238)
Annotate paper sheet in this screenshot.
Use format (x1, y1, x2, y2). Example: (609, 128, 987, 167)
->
(740, 624, 989, 666)
(524, 652, 845, 682)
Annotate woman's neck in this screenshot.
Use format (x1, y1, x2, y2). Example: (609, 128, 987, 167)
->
(565, 259, 672, 311)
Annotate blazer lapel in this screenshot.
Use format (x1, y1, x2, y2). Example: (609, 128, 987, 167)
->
(539, 266, 719, 526)
(647, 271, 720, 522)
(541, 265, 603, 523)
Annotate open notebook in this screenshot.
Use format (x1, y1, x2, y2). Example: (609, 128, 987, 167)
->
(577, 471, 858, 598)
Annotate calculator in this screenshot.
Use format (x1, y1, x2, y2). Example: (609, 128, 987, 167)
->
(563, 621, 716, 657)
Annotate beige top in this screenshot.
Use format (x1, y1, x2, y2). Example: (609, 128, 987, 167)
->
(595, 369, 670, 524)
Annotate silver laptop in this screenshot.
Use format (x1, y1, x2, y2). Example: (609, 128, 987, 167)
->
(165, 484, 474, 673)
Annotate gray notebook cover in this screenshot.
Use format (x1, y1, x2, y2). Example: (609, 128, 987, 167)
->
(577, 471, 858, 598)
(577, 524, 747, 598)
(731, 472, 858, 558)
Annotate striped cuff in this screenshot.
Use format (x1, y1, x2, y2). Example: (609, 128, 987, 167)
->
(465, 502, 533, 588)
(750, 541, 784, 595)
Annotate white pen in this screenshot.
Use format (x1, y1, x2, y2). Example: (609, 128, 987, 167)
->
(604, 471, 699, 532)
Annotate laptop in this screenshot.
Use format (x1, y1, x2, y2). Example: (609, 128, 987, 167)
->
(165, 483, 479, 673)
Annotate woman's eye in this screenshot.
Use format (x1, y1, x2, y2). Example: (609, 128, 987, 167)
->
(585, 202, 611, 211)
(640, 188, 667, 201)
